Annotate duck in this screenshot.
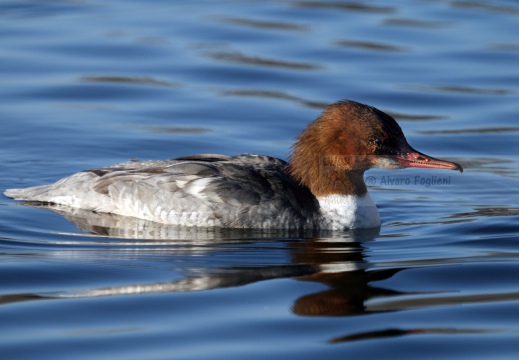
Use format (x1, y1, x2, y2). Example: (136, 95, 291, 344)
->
(4, 100, 462, 230)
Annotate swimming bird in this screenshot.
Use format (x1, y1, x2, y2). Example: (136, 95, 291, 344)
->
(4, 100, 462, 230)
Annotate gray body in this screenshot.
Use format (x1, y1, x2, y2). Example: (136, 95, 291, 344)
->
(5, 154, 320, 229)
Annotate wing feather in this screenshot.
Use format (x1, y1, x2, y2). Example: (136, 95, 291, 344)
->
(5, 154, 319, 228)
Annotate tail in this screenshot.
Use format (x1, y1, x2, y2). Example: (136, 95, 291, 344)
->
(4, 185, 54, 201)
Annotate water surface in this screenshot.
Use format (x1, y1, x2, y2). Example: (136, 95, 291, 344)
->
(2, 1, 519, 359)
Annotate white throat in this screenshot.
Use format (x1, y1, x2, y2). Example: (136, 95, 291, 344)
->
(316, 193, 380, 230)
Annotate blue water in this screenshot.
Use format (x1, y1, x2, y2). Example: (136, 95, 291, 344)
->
(2, 0, 519, 359)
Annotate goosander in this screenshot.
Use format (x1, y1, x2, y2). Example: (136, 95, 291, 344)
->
(4, 100, 462, 230)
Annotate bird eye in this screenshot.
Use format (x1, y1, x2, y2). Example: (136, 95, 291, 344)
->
(373, 138, 382, 145)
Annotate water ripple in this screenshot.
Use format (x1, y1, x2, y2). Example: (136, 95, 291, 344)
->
(207, 51, 322, 70)
(80, 75, 177, 87)
(294, 1, 395, 14)
(219, 17, 310, 32)
(334, 40, 408, 52)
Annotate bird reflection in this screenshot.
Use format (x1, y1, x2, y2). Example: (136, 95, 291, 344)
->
(3, 204, 404, 319)
(288, 237, 401, 316)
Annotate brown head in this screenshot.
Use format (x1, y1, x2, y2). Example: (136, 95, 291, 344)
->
(288, 100, 462, 197)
